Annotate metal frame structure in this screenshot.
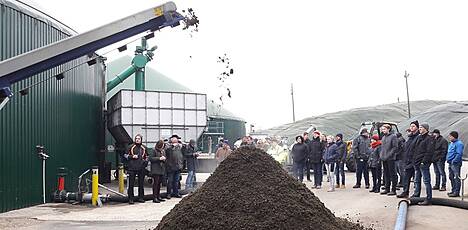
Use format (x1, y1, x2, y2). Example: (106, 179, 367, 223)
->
(0, 1, 183, 100)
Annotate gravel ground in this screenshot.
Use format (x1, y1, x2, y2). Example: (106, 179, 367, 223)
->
(0, 163, 467, 230)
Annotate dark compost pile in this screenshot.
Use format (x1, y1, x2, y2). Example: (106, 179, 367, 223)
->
(156, 147, 369, 230)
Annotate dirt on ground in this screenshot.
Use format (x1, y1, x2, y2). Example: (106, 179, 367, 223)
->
(155, 147, 370, 230)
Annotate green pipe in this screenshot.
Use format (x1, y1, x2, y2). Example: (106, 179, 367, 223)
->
(132, 54, 149, 91)
(106, 65, 137, 93)
(106, 38, 151, 92)
(135, 69, 145, 91)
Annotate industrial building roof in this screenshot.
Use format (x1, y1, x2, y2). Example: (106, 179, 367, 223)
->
(2, 0, 77, 35)
(106, 55, 245, 122)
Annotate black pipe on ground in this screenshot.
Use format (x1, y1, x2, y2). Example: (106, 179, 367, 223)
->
(409, 197, 468, 210)
(52, 189, 190, 203)
(108, 190, 190, 202)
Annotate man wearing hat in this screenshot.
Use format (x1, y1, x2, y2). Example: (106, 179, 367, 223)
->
(165, 134, 184, 198)
(412, 123, 435, 205)
(352, 128, 371, 189)
(431, 129, 448, 191)
(397, 121, 420, 198)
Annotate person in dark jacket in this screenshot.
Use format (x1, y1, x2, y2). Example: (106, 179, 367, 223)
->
(431, 129, 449, 191)
(397, 122, 420, 198)
(335, 133, 346, 189)
(380, 124, 399, 196)
(324, 136, 339, 192)
(352, 129, 371, 189)
(447, 131, 464, 197)
(291, 135, 309, 182)
(125, 134, 148, 204)
(309, 131, 324, 188)
(412, 123, 435, 205)
(149, 140, 167, 203)
(395, 133, 406, 187)
(183, 139, 200, 191)
(368, 134, 382, 193)
(303, 132, 313, 182)
(165, 134, 184, 199)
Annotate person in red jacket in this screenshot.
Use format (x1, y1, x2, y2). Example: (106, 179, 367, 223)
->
(368, 135, 382, 193)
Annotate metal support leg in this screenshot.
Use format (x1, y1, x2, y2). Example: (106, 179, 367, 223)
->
(42, 159, 46, 204)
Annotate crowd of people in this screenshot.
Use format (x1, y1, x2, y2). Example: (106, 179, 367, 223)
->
(122, 133, 288, 205)
(290, 121, 465, 205)
(123, 134, 200, 204)
(122, 121, 464, 206)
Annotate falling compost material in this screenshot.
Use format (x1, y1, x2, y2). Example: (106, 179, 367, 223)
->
(181, 8, 199, 38)
(216, 54, 234, 105)
(155, 147, 369, 230)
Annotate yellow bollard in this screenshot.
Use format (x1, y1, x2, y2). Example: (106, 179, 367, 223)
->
(118, 163, 125, 193)
(92, 166, 99, 206)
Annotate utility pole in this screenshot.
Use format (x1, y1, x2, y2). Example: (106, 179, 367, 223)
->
(291, 83, 296, 122)
(404, 71, 411, 118)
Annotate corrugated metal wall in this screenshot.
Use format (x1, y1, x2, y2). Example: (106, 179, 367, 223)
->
(0, 2, 104, 212)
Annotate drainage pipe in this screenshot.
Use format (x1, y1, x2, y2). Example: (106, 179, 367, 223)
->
(394, 200, 409, 230)
(409, 197, 468, 210)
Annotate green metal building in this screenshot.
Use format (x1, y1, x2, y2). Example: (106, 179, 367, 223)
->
(105, 56, 245, 156)
(202, 102, 246, 152)
(0, 0, 105, 213)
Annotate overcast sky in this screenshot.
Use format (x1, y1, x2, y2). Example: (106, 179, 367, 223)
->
(30, 0, 468, 129)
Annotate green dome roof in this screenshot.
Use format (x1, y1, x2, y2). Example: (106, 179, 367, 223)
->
(207, 100, 245, 122)
(106, 56, 245, 122)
